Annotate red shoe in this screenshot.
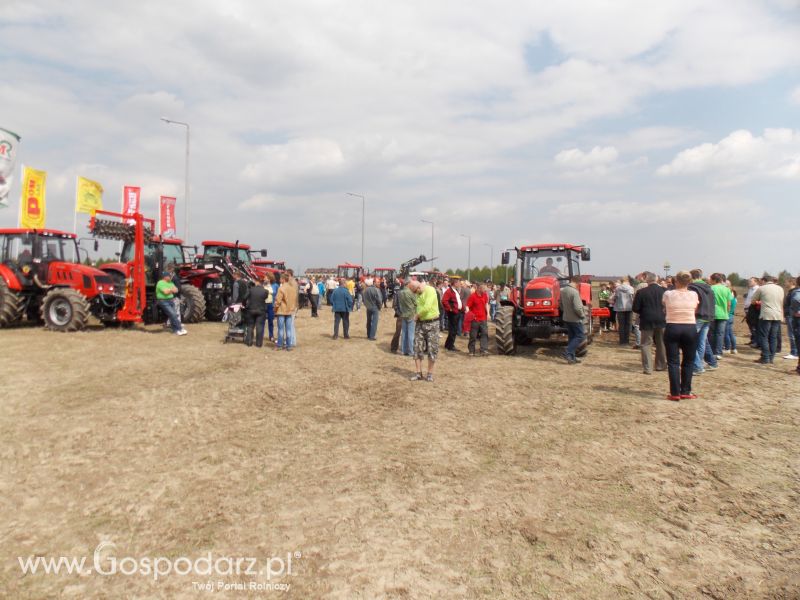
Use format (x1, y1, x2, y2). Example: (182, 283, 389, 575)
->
(666, 394, 681, 401)
(680, 393, 698, 399)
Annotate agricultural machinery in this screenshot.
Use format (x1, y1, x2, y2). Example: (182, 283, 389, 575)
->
(251, 257, 285, 279)
(99, 236, 210, 324)
(337, 263, 363, 281)
(372, 267, 397, 297)
(0, 227, 125, 331)
(193, 240, 265, 319)
(495, 243, 601, 356)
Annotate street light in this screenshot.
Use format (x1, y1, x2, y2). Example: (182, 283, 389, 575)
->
(663, 261, 671, 278)
(346, 192, 365, 266)
(460, 234, 471, 282)
(420, 219, 434, 270)
(160, 117, 190, 240)
(483, 243, 494, 282)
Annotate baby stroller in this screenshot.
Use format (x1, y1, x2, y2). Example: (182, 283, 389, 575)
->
(222, 303, 246, 344)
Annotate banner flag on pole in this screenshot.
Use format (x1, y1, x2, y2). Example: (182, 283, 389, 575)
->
(159, 196, 177, 238)
(122, 185, 140, 224)
(19, 166, 46, 228)
(75, 176, 104, 214)
(0, 127, 21, 209)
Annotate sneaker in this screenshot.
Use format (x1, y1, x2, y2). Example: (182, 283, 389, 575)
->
(566, 357, 581, 364)
(693, 369, 705, 375)
(176, 329, 188, 336)
(753, 358, 769, 364)
(480, 351, 490, 357)
(409, 372, 424, 381)
(784, 354, 798, 360)
(715, 355, 723, 360)
(731, 349, 737, 354)
(706, 364, 718, 370)
(468, 352, 475, 357)
(426, 373, 434, 382)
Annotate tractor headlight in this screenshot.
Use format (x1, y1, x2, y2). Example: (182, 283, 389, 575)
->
(542, 300, 551, 306)
(526, 301, 534, 307)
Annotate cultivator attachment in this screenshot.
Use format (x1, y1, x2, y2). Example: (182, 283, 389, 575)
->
(90, 219, 154, 243)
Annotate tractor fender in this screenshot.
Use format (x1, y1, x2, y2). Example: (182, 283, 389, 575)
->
(499, 299, 516, 308)
(99, 262, 129, 277)
(0, 264, 22, 291)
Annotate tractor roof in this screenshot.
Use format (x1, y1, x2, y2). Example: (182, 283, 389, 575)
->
(202, 240, 251, 249)
(374, 267, 395, 271)
(338, 262, 362, 268)
(154, 236, 184, 244)
(0, 228, 77, 239)
(519, 243, 585, 252)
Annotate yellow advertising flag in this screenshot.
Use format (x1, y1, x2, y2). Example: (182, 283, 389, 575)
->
(19, 166, 46, 229)
(75, 176, 104, 214)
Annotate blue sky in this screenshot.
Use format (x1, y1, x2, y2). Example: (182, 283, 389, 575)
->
(1, 0, 799, 277)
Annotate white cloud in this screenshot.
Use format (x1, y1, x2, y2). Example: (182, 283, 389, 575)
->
(554, 146, 619, 172)
(656, 129, 800, 183)
(791, 85, 800, 105)
(241, 138, 346, 187)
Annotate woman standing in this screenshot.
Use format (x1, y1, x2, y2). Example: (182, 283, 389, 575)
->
(662, 271, 700, 401)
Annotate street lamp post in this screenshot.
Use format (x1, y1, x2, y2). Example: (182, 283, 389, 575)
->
(346, 192, 365, 266)
(663, 261, 671, 279)
(460, 234, 471, 281)
(420, 219, 434, 269)
(483, 243, 494, 282)
(160, 117, 190, 240)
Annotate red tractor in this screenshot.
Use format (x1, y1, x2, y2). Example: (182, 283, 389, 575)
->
(193, 240, 265, 320)
(372, 267, 397, 297)
(0, 228, 125, 331)
(250, 258, 284, 280)
(99, 236, 209, 324)
(496, 243, 600, 356)
(337, 263, 363, 281)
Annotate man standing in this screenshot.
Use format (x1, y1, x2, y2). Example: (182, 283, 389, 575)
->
(559, 275, 585, 364)
(688, 269, 718, 374)
(398, 281, 417, 357)
(458, 280, 471, 337)
(362, 278, 382, 340)
(309, 277, 319, 318)
(743, 277, 760, 347)
(274, 273, 297, 351)
(751, 275, 785, 364)
(325, 275, 337, 305)
(244, 278, 268, 347)
(784, 278, 799, 360)
(156, 271, 188, 336)
(613, 278, 634, 345)
(632, 272, 667, 374)
(330, 278, 353, 339)
(441, 279, 463, 351)
(710, 273, 732, 359)
(466, 282, 490, 356)
(408, 280, 440, 382)
(788, 276, 800, 375)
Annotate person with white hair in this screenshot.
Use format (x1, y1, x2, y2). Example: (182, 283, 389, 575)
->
(362, 277, 383, 340)
(407, 279, 441, 382)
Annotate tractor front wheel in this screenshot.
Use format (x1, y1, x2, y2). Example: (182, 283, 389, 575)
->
(0, 278, 23, 327)
(495, 305, 516, 355)
(41, 288, 90, 332)
(180, 285, 206, 323)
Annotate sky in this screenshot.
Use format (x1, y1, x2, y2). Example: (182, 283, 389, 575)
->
(1, 0, 799, 277)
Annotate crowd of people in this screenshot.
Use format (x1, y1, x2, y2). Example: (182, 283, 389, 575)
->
(171, 265, 800, 394)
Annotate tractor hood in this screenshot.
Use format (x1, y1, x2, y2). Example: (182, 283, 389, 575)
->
(522, 278, 562, 315)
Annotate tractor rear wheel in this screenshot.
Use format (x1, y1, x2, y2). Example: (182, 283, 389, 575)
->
(180, 285, 206, 323)
(0, 278, 23, 327)
(41, 288, 90, 332)
(205, 294, 225, 321)
(495, 305, 516, 355)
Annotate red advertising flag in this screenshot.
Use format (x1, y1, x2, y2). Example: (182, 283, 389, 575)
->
(122, 185, 141, 224)
(159, 196, 177, 238)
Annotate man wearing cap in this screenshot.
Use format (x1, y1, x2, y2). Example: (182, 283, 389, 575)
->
(156, 271, 187, 336)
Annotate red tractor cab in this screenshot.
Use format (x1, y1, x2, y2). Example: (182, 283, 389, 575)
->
(372, 267, 397, 296)
(337, 263, 363, 282)
(192, 240, 264, 320)
(496, 244, 595, 356)
(0, 228, 124, 330)
(250, 257, 284, 279)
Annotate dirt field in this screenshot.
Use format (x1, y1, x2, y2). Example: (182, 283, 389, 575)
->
(1, 307, 799, 599)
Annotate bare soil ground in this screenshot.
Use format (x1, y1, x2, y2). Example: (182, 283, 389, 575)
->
(1, 307, 799, 599)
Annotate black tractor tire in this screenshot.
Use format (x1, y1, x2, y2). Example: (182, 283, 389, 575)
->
(205, 294, 225, 321)
(180, 285, 206, 323)
(0, 278, 23, 327)
(495, 305, 516, 355)
(40, 288, 90, 332)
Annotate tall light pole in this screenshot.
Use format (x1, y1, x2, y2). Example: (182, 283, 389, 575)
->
(160, 117, 190, 240)
(484, 243, 494, 282)
(663, 261, 671, 279)
(420, 219, 434, 270)
(460, 234, 471, 281)
(346, 192, 365, 266)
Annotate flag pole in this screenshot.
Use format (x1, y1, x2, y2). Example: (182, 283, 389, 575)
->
(18, 164, 24, 227)
(73, 176, 78, 234)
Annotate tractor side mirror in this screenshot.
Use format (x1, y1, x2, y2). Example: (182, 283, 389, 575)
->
(501, 251, 510, 265)
(260, 249, 267, 257)
(581, 248, 591, 261)
(94, 240, 99, 252)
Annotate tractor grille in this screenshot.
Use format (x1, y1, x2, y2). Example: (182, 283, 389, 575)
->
(525, 288, 552, 299)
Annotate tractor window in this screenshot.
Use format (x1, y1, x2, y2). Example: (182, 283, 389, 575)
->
(522, 251, 568, 281)
(5, 234, 35, 265)
(40, 238, 69, 261)
(569, 254, 581, 278)
(237, 249, 251, 264)
(162, 244, 185, 268)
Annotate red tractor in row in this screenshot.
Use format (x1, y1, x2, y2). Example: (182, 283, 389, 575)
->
(337, 262, 364, 281)
(193, 240, 266, 319)
(251, 258, 285, 280)
(496, 243, 603, 357)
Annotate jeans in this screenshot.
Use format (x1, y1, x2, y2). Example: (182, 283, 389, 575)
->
(445, 312, 460, 350)
(468, 320, 489, 354)
(158, 299, 182, 333)
(310, 294, 319, 316)
(244, 312, 267, 347)
(565, 321, 586, 360)
(617, 311, 632, 344)
(355, 293, 361, 311)
(794, 319, 800, 371)
(276, 315, 294, 349)
(694, 321, 717, 371)
(711, 319, 727, 356)
(640, 327, 667, 373)
(334, 311, 350, 338)
(489, 302, 497, 321)
(758, 319, 780, 362)
(366, 308, 379, 339)
(266, 304, 274, 339)
(665, 323, 698, 396)
(724, 316, 736, 351)
(401, 318, 415, 355)
(787, 315, 797, 356)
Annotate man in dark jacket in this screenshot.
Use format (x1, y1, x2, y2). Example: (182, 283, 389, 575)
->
(330, 278, 354, 339)
(244, 278, 269, 347)
(688, 269, 718, 374)
(363, 278, 382, 340)
(632, 271, 667, 374)
(559, 275, 586, 364)
(441, 280, 463, 351)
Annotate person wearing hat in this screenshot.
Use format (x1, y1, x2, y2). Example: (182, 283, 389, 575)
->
(156, 271, 187, 336)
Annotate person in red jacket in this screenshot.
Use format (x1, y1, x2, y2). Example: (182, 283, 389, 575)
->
(466, 283, 490, 356)
(441, 279, 463, 351)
